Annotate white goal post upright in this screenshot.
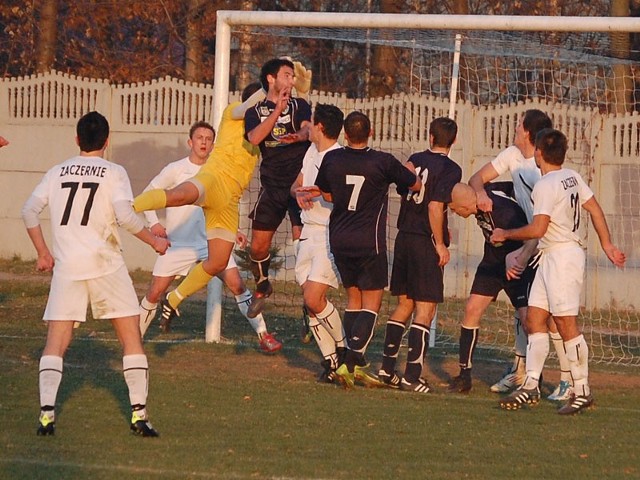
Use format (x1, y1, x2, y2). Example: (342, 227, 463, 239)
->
(205, 11, 640, 344)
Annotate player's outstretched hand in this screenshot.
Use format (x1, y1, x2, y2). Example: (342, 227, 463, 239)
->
(490, 227, 506, 244)
(295, 186, 321, 209)
(293, 61, 312, 97)
(604, 244, 626, 268)
(153, 236, 170, 255)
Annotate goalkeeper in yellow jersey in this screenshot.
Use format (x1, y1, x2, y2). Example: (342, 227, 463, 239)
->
(133, 62, 312, 330)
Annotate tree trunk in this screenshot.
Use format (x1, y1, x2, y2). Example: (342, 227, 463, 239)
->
(36, 0, 58, 73)
(185, 0, 204, 82)
(235, 0, 255, 92)
(609, 0, 632, 113)
(368, 0, 403, 98)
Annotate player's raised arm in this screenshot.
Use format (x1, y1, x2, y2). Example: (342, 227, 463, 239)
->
(468, 162, 499, 212)
(582, 196, 626, 268)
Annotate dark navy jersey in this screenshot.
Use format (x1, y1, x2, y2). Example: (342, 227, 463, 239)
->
(476, 186, 528, 266)
(315, 146, 417, 257)
(396, 150, 461, 242)
(244, 97, 311, 190)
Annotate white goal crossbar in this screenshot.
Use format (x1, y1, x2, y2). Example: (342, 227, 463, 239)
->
(205, 11, 640, 343)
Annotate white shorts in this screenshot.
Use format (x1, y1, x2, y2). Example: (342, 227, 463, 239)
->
(152, 245, 237, 277)
(43, 265, 139, 322)
(528, 244, 585, 316)
(295, 225, 340, 288)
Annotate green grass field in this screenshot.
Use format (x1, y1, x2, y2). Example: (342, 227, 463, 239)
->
(1, 258, 638, 480)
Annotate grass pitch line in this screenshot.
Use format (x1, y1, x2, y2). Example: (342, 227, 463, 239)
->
(0, 456, 335, 480)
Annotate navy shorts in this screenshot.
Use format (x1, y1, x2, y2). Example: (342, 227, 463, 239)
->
(250, 186, 302, 231)
(390, 231, 444, 303)
(470, 261, 536, 309)
(334, 251, 388, 290)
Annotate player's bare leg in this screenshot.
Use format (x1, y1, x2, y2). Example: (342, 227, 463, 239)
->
(139, 275, 175, 336)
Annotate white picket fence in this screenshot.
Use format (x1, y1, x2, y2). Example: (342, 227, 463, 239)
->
(1, 70, 638, 339)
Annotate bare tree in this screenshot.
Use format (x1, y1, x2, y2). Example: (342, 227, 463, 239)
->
(185, 0, 204, 82)
(369, 0, 403, 97)
(609, 0, 633, 113)
(36, 0, 58, 73)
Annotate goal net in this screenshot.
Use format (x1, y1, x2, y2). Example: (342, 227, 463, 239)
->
(216, 13, 640, 367)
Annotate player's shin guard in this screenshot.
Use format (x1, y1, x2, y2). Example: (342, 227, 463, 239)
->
(342, 310, 358, 342)
(522, 332, 549, 390)
(564, 334, 590, 397)
(133, 189, 167, 213)
(170, 262, 213, 309)
(403, 324, 430, 384)
(316, 301, 346, 346)
(249, 254, 271, 284)
(513, 313, 528, 374)
(381, 320, 405, 375)
(236, 289, 267, 334)
(550, 331, 572, 383)
(459, 325, 479, 370)
(348, 310, 378, 368)
(123, 354, 149, 407)
(139, 297, 157, 337)
(39, 355, 63, 409)
(309, 315, 338, 369)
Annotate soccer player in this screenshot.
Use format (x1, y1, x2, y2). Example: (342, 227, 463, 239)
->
(378, 117, 461, 393)
(291, 103, 346, 382)
(244, 57, 312, 318)
(309, 111, 421, 389)
(137, 121, 281, 353)
(468, 109, 573, 400)
(491, 128, 626, 414)
(133, 83, 266, 329)
(22, 111, 169, 437)
(447, 182, 536, 394)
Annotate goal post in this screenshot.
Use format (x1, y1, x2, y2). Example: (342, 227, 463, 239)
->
(213, 11, 640, 126)
(205, 11, 640, 366)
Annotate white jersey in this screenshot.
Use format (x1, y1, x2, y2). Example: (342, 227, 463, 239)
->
(27, 155, 134, 280)
(143, 157, 206, 249)
(491, 145, 540, 222)
(532, 168, 594, 250)
(300, 142, 341, 226)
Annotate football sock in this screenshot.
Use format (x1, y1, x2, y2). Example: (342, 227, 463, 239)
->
(235, 289, 267, 334)
(349, 310, 377, 358)
(309, 315, 338, 369)
(381, 320, 405, 374)
(133, 189, 167, 213)
(522, 332, 549, 390)
(459, 325, 479, 370)
(550, 331, 572, 383)
(169, 262, 213, 309)
(564, 334, 590, 396)
(403, 323, 429, 383)
(39, 355, 63, 409)
(513, 313, 528, 374)
(139, 296, 157, 337)
(250, 254, 271, 284)
(342, 310, 359, 342)
(316, 301, 346, 346)
(123, 354, 149, 406)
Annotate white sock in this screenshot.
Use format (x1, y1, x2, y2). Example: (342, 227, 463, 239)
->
(513, 313, 528, 374)
(309, 315, 338, 368)
(39, 355, 63, 408)
(139, 297, 157, 337)
(316, 301, 346, 347)
(523, 332, 549, 390)
(123, 354, 149, 407)
(236, 289, 267, 335)
(564, 334, 590, 397)
(550, 331, 572, 383)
